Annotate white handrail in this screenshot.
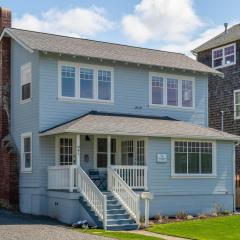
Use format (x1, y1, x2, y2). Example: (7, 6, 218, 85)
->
(77, 167, 107, 229)
(112, 165, 148, 190)
(108, 166, 140, 225)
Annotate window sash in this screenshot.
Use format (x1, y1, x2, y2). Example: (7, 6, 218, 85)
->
(234, 90, 240, 119)
(212, 44, 236, 68)
(21, 63, 31, 102)
(174, 141, 213, 175)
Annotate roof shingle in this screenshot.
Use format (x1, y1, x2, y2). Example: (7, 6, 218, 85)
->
(4, 28, 221, 76)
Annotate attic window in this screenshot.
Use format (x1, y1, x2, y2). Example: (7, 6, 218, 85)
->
(212, 43, 236, 68)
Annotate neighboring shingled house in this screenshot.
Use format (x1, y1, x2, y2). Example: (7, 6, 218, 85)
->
(193, 23, 240, 207)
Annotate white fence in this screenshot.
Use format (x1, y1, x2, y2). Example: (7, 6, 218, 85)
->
(112, 165, 148, 190)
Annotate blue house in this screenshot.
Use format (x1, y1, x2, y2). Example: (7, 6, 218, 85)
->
(0, 8, 239, 231)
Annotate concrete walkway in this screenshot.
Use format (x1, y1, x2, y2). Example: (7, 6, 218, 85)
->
(130, 230, 188, 240)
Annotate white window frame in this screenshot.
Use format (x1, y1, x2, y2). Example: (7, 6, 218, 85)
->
(21, 132, 32, 173)
(58, 61, 114, 104)
(212, 43, 236, 69)
(171, 139, 217, 178)
(234, 89, 240, 120)
(20, 62, 32, 104)
(149, 73, 195, 110)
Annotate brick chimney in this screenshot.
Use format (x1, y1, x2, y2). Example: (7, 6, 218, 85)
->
(0, 7, 11, 139)
(0, 7, 19, 209)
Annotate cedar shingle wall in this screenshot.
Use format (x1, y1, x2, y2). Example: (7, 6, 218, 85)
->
(197, 41, 240, 170)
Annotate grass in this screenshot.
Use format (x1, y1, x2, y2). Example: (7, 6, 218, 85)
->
(76, 228, 163, 239)
(148, 215, 240, 240)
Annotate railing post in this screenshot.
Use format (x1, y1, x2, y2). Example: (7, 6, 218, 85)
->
(144, 166, 148, 191)
(103, 195, 107, 230)
(69, 165, 74, 192)
(137, 194, 140, 226)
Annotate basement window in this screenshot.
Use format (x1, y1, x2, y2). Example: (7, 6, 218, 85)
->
(212, 43, 236, 68)
(20, 63, 32, 103)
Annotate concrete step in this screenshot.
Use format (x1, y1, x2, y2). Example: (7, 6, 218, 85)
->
(106, 223, 139, 231)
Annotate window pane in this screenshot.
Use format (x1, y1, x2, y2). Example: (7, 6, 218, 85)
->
(235, 92, 240, 104)
(80, 68, 93, 99)
(224, 45, 234, 56)
(225, 55, 234, 65)
(188, 142, 200, 173)
(214, 58, 223, 67)
(24, 137, 31, 152)
(201, 153, 212, 173)
(61, 66, 75, 97)
(25, 153, 31, 168)
(152, 76, 163, 104)
(182, 80, 193, 107)
(98, 70, 111, 100)
(167, 78, 178, 106)
(236, 105, 240, 117)
(97, 153, 107, 168)
(175, 153, 187, 173)
(97, 138, 107, 152)
(22, 83, 31, 100)
(213, 49, 223, 59)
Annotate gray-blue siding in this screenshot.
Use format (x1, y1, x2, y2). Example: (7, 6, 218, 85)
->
(38, 54, 208, 131)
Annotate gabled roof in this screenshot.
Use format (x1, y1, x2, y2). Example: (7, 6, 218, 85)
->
(193, 24, 240, 53)
(39, 111, 240, 141)
(1, 27, 222, 76)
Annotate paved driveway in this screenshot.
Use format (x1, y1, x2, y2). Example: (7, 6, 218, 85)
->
(0, 209, 111, 240)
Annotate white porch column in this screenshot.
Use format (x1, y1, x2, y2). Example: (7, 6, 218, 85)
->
(107, 135, 111, 167)
(76, 134, 81, 166)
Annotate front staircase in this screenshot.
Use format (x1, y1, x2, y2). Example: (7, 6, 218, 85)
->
(79, 191, 138, 230)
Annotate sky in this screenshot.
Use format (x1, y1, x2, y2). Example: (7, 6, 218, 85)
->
(1, 0, 240, 56)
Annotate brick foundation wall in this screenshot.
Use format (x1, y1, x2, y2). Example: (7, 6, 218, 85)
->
(197, 42, 240, 170)
(0, 7, 19, 209)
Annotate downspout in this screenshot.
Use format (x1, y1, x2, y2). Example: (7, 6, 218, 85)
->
(233, 142, 240, 212)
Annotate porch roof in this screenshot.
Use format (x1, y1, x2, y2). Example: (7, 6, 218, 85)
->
(39, 112, 240, 141)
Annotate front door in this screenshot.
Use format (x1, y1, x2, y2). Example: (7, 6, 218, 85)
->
(121, 139, 145, 166)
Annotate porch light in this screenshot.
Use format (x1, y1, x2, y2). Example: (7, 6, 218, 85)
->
(85, 135, 90, 141)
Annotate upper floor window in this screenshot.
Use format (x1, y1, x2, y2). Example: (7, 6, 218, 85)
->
(21, 63, 31, 103)
(212, 43, 236, 68)
(150, 73, 194, 109)
(234, 90, 240, 119)
(59, 62, 113, 103)
(21, 132, 32, 173)
(172, 140, 216, 177)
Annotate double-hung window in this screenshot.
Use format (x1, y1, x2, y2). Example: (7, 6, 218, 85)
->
(212, 43, 236, 68)
(172, 140, 215, 177)
(234, 90, 240, 119)
(21, 132, 32, 172)
(150, 74, 194, 108)
(59, 62, 113, 102)
(21, 63, 31, 103)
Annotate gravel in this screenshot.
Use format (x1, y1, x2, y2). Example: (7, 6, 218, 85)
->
(0, 209, 112, 240)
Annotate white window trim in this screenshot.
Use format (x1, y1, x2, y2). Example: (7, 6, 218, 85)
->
(212, 43, 236, 69)
(58, 61, 114, 104)
(234, 89, 240, 120)
(21, 132, 32, 173)
(171, 139, 217, 178)
(20, 62, 32, 104)
(149, 72, 195, 110)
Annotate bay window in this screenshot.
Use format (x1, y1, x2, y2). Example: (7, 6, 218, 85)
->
(234, 90, 240, 119)
(150, 73, 194, 108)
(212, 43, 236, 68)
(173, 140, 215, 176)
(59, 62, 113, 102)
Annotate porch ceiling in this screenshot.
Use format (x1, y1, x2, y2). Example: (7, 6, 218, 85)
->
(39, 111, 240, 141)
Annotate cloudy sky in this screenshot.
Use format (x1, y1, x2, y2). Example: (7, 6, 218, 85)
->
(2, 0, 240, 56)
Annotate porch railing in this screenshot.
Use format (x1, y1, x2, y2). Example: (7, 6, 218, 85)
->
(112, 165, 148, 190)
(108, 166, 140, 225)
(77, 167, 107, 229)
(48, 165, 78, 192)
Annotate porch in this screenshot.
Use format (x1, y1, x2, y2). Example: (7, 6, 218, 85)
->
(46, 132, 149, 230)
